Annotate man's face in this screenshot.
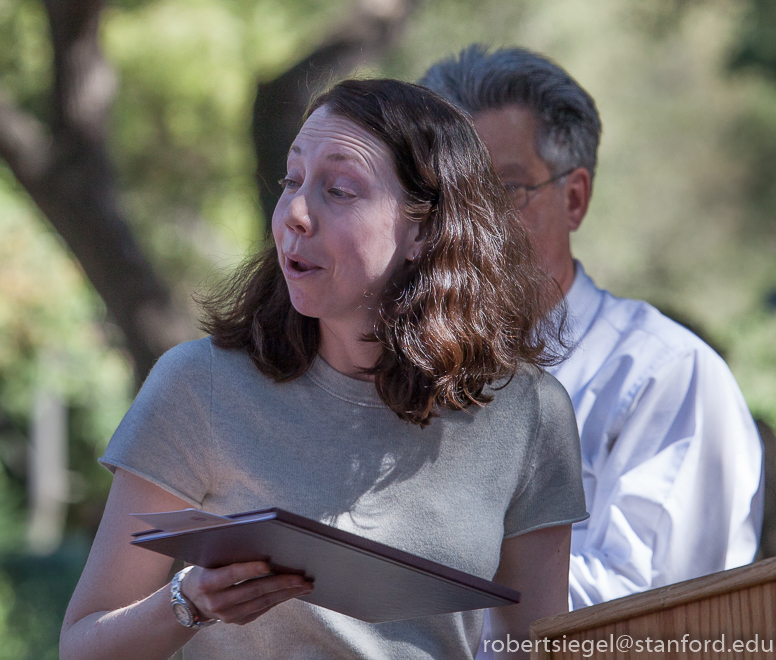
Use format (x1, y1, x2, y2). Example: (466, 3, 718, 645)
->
(472, 104, 577, 291)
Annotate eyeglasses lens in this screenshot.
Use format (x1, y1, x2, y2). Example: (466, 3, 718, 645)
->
(511, 188, 529, 210)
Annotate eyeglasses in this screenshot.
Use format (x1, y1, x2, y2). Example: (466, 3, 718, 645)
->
(503, 168, 576, 210)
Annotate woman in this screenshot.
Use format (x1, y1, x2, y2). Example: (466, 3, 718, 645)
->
(60, 79, 586, 660)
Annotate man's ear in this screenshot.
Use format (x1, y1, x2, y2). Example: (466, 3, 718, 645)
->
(565, 168, 591, 232)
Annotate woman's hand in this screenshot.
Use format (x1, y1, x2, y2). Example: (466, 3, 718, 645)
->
(181, 561, 314, 625)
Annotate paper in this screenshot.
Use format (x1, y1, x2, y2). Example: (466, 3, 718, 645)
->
(131, 508, 231, 532)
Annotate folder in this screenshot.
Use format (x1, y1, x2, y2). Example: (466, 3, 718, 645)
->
(131, 507, 520, 623)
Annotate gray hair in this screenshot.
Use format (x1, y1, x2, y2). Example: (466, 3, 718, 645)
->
(419, 44, 602, 182)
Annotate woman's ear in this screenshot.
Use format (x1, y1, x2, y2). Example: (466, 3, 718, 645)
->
(405, 220, 424, 261)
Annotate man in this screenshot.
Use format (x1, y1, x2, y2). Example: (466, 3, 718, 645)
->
(420, 46, 764, 612)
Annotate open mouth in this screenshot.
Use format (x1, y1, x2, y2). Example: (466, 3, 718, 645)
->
(288, 257, 319, 273)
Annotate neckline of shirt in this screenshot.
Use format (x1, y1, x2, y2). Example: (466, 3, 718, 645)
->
(303, 265, 602, 406)
(305, 355, 386, 408)
(564, 260, 604, 346)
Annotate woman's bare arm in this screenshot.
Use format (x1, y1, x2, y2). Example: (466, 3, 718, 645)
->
(488, 524, 571, 660)
(60, 469, 313, 660)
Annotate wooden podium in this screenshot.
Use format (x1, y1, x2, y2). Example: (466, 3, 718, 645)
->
(529, 557, 776, 658)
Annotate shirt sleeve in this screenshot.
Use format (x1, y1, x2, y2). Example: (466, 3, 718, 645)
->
(568, 348, 764, 609)
(99, 338, 214, 507)
(504, 372, 589, 538)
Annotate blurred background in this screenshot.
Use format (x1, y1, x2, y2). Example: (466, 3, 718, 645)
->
(0, 0, 775, 656)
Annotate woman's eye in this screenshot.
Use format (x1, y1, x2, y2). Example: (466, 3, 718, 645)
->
(328, 187, 354, 199)
(279, 177, 300, 191)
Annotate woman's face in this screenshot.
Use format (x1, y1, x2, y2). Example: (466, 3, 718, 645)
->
(272, 107, 420, 330)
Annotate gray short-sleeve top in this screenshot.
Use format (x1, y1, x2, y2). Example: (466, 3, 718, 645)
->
(101, 338, 587, 660)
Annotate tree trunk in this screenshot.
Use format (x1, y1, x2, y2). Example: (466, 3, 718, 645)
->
(0, 0, 195, 383)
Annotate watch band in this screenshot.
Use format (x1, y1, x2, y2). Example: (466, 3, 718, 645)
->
(170, 566, 219, 629)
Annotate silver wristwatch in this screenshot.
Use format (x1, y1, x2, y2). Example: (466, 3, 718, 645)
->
(170, 566, 219, 629)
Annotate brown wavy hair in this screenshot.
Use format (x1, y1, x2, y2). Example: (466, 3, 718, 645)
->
(200, 78, 565, 426)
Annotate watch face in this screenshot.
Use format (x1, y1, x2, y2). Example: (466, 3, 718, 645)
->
(172, 601, 194, 627)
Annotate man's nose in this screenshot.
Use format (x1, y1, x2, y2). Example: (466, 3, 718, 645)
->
(283, 193, 314, 235)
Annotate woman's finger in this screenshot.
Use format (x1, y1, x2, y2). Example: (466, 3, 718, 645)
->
(196, 573, 312, 616)
(217, 572, 311, 607)
(215, 584, 314, 625)
(182, 562, 314, 622)
(187, 561, 273, 597)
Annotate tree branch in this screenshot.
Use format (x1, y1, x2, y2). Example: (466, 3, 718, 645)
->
(46, 0, 115, 141)
(0, 93, 52, 184)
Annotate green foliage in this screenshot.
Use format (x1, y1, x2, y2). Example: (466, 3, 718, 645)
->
(0, 178, 130, 421)
(730, 0, 776, 80)
(0, 170, 131, 658)
(105, 0, 267, 287)
(725, 79, 776, 240)
(102, 0, 353, 292)
(0, 0, 51, 118)
(0, 540, 91, 660)
(0, 568, 28, 660)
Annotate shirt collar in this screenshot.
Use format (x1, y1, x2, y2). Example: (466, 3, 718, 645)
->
(562, 261, 604, 346)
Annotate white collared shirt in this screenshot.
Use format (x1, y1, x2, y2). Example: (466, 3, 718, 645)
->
(477, 261, 764, 657)
(552, 262, 764, 609)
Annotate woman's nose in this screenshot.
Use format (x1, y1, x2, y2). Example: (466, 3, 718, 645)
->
(284, 193, 314, 235)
